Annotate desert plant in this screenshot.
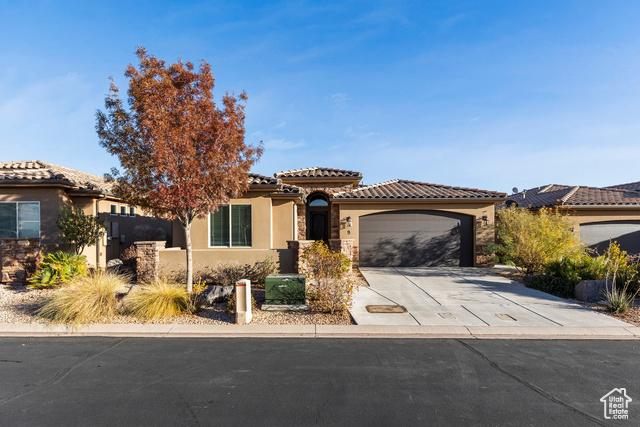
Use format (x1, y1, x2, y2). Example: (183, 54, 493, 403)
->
(527, 274, 575, 298)
(247, 257, 278, 287)
(300, 241, 355, 314)
(56, 204, 106, 255)
(225, 292, 258, 312)
(37, 271, 128, 324)
(119, 245, 137, 267)
(29, 251, 88, 288)
(210, 260, 246, 286)
(126, 279, 190, 320)
(489, 207, 586, 274)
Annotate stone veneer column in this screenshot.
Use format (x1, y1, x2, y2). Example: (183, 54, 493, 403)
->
(135, 241, 166, 283)
(0, 238, 41, 284)
(287, 240, 315, 274)
(328, 239, 355, 271)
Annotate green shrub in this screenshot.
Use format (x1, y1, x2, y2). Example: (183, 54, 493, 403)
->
(126, 279, 190, 320)
(29, 251, 87, 288)
(225, 292, 258, 312)
(300, 241, 355, 314)
(527, 275, 575, 299)
(489, 207, 585, 274)
(37, 271, 128, 324)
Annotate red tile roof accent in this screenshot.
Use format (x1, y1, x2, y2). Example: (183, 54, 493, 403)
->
(274, 167, 362, 179)
(508, 184, 640, 207)
(248, 173, 302, 194)
(332, 179, 507, 200)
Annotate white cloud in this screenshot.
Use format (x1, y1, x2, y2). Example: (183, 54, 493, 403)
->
(327, 93, 351, 103)
(264, 138, 305, 150)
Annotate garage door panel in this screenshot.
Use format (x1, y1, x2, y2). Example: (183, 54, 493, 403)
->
(359, 211, 473, 267)
(581, 221, 640, 255)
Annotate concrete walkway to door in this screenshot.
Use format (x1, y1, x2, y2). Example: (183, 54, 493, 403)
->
(351, 267, 629, 328)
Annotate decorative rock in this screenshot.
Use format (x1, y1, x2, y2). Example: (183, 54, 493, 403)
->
(200, 285, 234, 305)
(106, 258, 124, 274)
(574, 280, 614, 303)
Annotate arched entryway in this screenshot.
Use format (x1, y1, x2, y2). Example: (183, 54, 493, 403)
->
(306, 193, 330, 242)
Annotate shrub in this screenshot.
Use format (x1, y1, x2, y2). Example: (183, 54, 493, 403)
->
(29, 251, 87, 288)
(489, 207, 585, 274)
(246, 257, 278, 287)
(126, 279, 190, 320)
(300, 241, 355, 314)
(225, 292, 258, 312)
(603, 281, 637, 314)
(56, 204, 106, 255)
(527, 275, 575, 299)
(37, 271, 128, 324)
(119, 245, 137, 267)
(210, 260, 245, 286)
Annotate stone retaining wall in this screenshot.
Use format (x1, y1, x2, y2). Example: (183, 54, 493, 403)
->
(0, 238, 42, 284)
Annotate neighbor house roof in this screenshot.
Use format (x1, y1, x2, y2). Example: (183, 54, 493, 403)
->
(605, 181, 640, 192)
(0, 160, 112, 194)
(332, 179, 507, 201)
(507, 184, 640, 208)
(275, 167, 362, 180)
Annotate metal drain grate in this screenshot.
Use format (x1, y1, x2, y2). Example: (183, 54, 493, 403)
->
(366, 305, 407, 313)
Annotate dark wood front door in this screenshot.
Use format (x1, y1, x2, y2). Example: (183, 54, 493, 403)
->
(309, 211, 329, 242)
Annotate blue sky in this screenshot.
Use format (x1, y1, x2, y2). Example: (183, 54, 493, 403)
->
(2, 1, 640, 193)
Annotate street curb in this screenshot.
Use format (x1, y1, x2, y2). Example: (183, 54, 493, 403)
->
(0, 323, 639, 339)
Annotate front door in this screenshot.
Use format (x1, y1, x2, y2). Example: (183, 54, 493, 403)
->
(306, 193, 330, 242)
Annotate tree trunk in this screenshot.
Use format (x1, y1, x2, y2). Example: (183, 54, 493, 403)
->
(183, 220, 193, 293)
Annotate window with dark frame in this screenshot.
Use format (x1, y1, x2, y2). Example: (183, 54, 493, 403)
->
(209, 205, 252, 247)
(110, 204, 117, 215)
(120, 205, 127, 216)
(129, 207, 136, 217)
(0, 202, 40, 238)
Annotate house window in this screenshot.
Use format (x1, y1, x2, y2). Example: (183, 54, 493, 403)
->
(0, 202, 40, 238)
(209, 205, 252, 247)
(129, 207, 136, 217)
(110, 204, 118, 215)
(120, 205, 127, 216)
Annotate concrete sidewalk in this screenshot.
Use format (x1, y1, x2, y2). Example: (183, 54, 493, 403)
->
(1, 322, 639, 339)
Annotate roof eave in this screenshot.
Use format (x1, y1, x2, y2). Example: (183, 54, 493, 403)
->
(331, 196, 507, 203)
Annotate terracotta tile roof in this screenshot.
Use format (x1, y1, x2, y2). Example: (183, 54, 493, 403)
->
(0, 160, 112, 193)
(605, 181, 640, 192)
(507, 184, 640, 207)
(332, 179, 507, 200)
(274, 167, 362, 179)
(248, 173, 302, 194)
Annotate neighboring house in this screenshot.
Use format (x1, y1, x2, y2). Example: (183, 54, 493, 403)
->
(506, 184, 640, 254)
(162, 167, 506, 273)
(0, 161, 171, 278)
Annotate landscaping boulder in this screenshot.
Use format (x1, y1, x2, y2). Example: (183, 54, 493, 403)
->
(201, 285, 234, 305)
(574, 280, 613, 303)
(107, 259, 124, 274)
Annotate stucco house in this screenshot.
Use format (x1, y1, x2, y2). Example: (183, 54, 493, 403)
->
(0, 161, 171, 283)
(506, 184, 640, 254)
(159, 167, 507, 274)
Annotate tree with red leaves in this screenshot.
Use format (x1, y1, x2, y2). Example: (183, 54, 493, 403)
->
(96, 47, 262, 292)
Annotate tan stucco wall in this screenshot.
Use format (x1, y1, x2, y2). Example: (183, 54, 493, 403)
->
(159, 248, 295, 274)
(335, 201, 498, 265)
(172, 191, 297, 251)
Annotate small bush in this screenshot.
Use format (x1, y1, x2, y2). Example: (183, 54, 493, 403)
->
(246, 257, 278, 287)
(300, 241, 356, 314)
(30, 251, 87, 288)
(126, 279, 190, 320)
(225, 292, 258, 312)
(527, 274, 575, 298)
(119, 245, 137, 267)
(37, 271, 128, 324)
(603, 282, 637, 314)
(210, 260, 245, 286)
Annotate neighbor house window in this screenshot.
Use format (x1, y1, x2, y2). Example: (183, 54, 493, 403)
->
(209, 205, 252, 247)
(129, 207, 136, 217)
(110, 204, 118, 215)
(120, 205, 127, 216)
(0, 202, 40, 238)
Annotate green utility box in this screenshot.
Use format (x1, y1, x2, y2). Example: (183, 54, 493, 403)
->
(264, 274, 306, 305)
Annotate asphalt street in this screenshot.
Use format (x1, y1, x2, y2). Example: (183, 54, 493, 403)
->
(1, 338, 638, 426)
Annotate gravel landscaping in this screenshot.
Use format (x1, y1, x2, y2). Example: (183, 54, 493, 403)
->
(0, 285, 354, 326)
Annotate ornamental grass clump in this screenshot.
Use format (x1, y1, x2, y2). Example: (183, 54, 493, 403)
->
(126, 279, 190, 320)
(37, 271, 128, 324)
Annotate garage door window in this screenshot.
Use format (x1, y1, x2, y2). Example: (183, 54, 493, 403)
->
(0, 202, 40, 238)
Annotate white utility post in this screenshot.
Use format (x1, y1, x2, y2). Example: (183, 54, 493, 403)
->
(235, 279, 252, 324)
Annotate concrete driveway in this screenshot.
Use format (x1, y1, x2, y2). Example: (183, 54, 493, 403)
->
(351, 267, 629, 327)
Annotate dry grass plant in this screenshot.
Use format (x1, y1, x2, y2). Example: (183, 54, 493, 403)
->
(126, 278, 190, 320)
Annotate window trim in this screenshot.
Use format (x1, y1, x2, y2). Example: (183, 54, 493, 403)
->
(110, 204, 118, 215)
(129, 206, 136, 217)
(208, 204, 253, 248)
(120, 205, 128, 216)
(0, 201, 41, 239)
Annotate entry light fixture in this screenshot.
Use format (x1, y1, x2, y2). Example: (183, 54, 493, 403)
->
(481, 215, 489, 226)
(347, 216, 352, 227)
